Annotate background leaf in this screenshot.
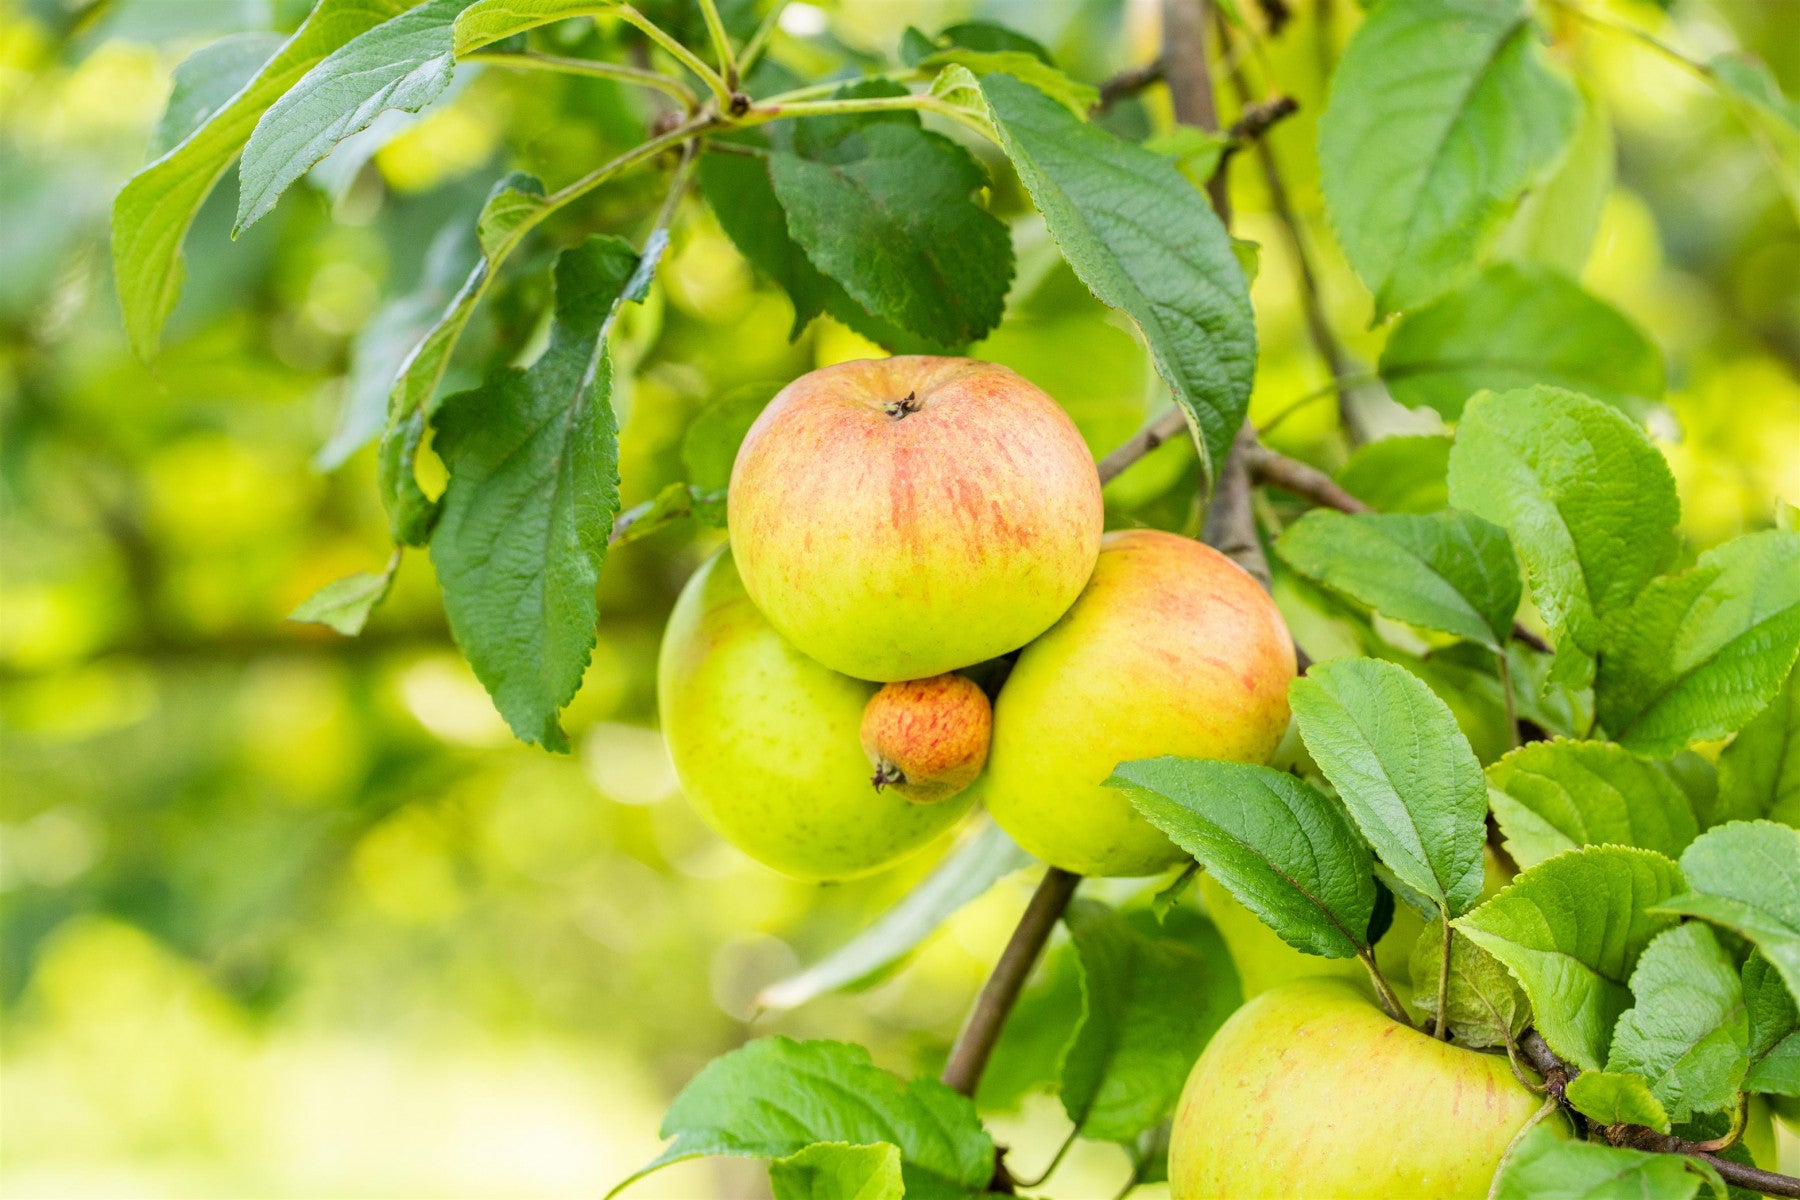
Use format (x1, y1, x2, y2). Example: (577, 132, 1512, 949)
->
(1486, 739, 1701, 871)
(1655, 820, 1800, 998)
(1317, 0, 1578, 316)
(612, 1038, 994, 1200)
(1109, 758, 1374, 960)
(111, 0, 409, 359)
(1447, 385, 1680, 689)
(1597, 530, 1800, 757)
(1379, 262, 1662, 419)
(1058, 901, 1240, 1142)
(237, 0, 476, 234)
(452, 0, 621, 56)
(1334, 434, 1452, 514)
(980, 72, 1255, 490)
(285, 558, 400, 637)
(1455, 846, 1685, 1071)
(1274, 509, 1520, 650)
(149, 33, 286, 160)
(427, 235, 637, 750)
(1290, 657, 1488, 918)
(1605, 922, 1747, 1123)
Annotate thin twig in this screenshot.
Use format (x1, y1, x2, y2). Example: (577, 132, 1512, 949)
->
(1357, 948, 1411, 1025)
(694, 0, 738, 90)
(1242, 443, 1369, 512)
(1497, 649, 1521, 751)
(1095, 407, 1189, 485)
(1434, 917, 1453, 1041)
(738, 1, 786, 74)
(939, 867, 1081, 1097)
(470, 50, 699, 108)
(618, 3, 735, 110)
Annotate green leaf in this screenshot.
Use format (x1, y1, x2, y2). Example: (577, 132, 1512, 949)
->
(1655, 821, 1800, 1000)
(1380, 263, 1662, 420)
(1493, 81, 1615, 277)
(237, 0, 477, 234)
(1564, 1071, 1672, 1132)
(1455, 846, 1685, 1071)
(1607, 923, 1748, 1123)
(1059, 900, 1240, 1142)
(1718, 663, 1800, 826)
(1274, 509, 1520, 650)
(900, 20, 1055, 67)
(1108, 758, 1375, 960)
(111, 0, 409, 360)
(1290, 657, 1489, 918)
(1489, 1124, 1725, 1200)
(980, 72, 1256, 491)
(609, 1038, 994, 1200)
(1334, 434, 1452, 514)
(378, 172, 556, 543)
(697, 140, 928, 352)
(427, 235, 641, 750)
(1597, 531, 1800, 758)
(149, 33, 286, 160)
(918, 49, 1095, 116)
(1317, 0, 1579, 316)
(1744, 951, 1800, 1096)
(452, 0, 619, 57)
(1486, 739, 1701, 871)
(766, 82, 1014, 350)
(1447, 385, 1680, 690)
(286, 556, 400, 636)
(754, 819, 1032, 1013)
(769, 1143, 904, 1200)
(1407, 914, 1528, 1048)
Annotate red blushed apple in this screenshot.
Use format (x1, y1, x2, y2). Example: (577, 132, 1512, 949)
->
(728, 357, 1104, 683)
(861, 673, 992, 805)
(974, 529, 1297, 877)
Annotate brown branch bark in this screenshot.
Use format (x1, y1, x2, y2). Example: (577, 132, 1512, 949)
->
(939, 867, 1081, 1098)
(1093, 59, 1165, 113)
(1519, 1032, 1800, 1198)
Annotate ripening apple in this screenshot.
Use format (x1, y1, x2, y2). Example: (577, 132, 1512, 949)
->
(657, 549, 975, 881)
(728, 356, 1104, 682)
(975, 529, 1297, 877)
(1169, 978, 1548, 1199)
(861, 673, 992, 805)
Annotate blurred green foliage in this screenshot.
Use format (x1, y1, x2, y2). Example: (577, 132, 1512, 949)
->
(1, 0, 1797, 1194)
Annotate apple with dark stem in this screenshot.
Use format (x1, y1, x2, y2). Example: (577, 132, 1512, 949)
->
(861, 673, 992, 805)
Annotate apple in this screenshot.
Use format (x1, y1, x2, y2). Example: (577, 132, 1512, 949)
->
(1169, 978, 1547, 1199)
(861, 673, 992, 805)
(657, 549, 975, 881)
(728, 356, 1104, 682)
(975, 529, 1297, 877)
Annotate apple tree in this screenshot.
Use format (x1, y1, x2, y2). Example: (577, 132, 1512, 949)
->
(110, 0, 1800, 1196)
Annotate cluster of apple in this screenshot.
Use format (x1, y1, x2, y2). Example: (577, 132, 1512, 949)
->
(657, 356, 1297, 882)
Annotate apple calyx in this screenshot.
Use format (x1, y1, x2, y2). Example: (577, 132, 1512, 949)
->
(882, 391, 921, 419)
(860, 673, 992, 805)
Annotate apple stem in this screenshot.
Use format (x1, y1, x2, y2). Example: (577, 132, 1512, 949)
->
(870, 761, 905, 791)
(1434, 918, 1454, 1041)
(1357, 948, 1412, 1027)
(882, 392, 920, 420)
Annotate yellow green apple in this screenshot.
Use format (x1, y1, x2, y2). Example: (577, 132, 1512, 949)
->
(728, 356, 1103, 682)
(657, 549, 975, 881)
(860, 673, 992, 805)
(1169, 978, 1547, 1199)
(976, 529, 1297, 877)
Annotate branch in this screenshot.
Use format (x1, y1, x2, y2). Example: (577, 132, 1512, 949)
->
(1093, 58, 1165, 113)
(1214, 19, 1371, 443)
(1519, 1032, 1800, 1198)
(939, 867, 1081, 1097)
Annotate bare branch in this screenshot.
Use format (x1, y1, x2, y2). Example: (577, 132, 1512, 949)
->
(1093, 59, 1165, 113)
(939, 867, 1081, 1097)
